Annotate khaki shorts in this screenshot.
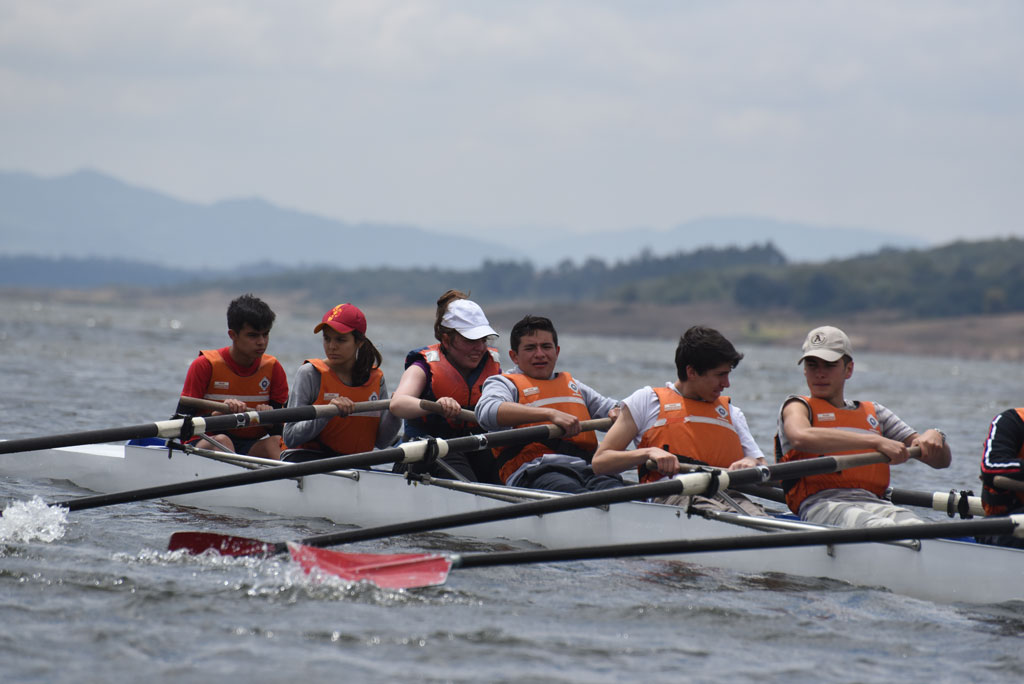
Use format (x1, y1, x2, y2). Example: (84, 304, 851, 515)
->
(801, 494, 922, 528)
(654, 489, 768, 517)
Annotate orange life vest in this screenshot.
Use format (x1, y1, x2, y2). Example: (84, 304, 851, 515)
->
(637, 387, 744, 484)
(493, 372, 598, 484)
(286, 359, 383, 455)
(199, 349, 280, 439)
(779, 396, 890, 514)
(403, 343, 501, 440)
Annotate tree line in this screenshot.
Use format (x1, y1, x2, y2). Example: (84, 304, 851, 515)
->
(175, 237, 1024, 320)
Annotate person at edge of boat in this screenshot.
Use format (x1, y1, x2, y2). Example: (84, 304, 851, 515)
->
(775, 325, 951, 528)
(388, 289, 504, 483)
(976, 407, 1024, 548)
(280, 303, 401, 463)
(474, 315, 625, 494)
(177, 293, 289, 459)
(591, 325, 769, 516)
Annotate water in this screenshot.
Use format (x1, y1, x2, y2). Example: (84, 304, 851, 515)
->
(1, 295, 1022, 683)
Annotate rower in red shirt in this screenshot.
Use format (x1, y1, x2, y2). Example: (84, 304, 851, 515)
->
(178, 293, 289, 459)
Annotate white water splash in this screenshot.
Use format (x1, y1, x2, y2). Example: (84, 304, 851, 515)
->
(0, 497, 68, 543)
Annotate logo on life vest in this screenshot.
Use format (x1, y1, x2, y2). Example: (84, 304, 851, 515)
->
(214, 381, 230, 390)
(568, 381, 581, 396)
(817, 412, 837, 422)
(523, 386, 540, 396)
(867, 414, 880, 430)
(259, 376, 271, 393)
(716, 405, 729, 419)
(665, 403, 682, 412)
(369, 392, 379, 401)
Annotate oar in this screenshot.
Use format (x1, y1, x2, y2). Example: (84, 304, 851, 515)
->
(0, 398, 468, 456)
(994, 475, 1024, 493)
(178, 395, 476, 424)
(286, 514, 1024, 590)
(40, 418, 613, 514)
(169, 449, 892, 557)
(887, 487, 984, 518)
(729, 481, 985, 518)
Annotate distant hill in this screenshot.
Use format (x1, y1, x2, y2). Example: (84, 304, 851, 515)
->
(0, 169, 520, 271)
(1, 168, 927, 272)
(0, 255, 292, 288)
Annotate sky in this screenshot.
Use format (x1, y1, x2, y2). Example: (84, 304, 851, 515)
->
(1, 1, 1022, 244)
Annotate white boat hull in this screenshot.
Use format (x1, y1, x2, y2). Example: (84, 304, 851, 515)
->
(4, 442, 1022, 604)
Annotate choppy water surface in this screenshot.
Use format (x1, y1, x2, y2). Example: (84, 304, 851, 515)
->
(1, 296, 1022, 683)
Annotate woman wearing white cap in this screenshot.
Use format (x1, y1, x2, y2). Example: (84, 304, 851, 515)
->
(389, 289, 503, 483)
(281, 303, 400, 461)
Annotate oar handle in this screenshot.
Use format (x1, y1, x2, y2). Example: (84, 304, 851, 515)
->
(179, 395, 391, 418)
(418, 399, 477, 424)
(993, 475, 1024, 493)
(643, 447, 914, 483)
(178, 396, 234, 413)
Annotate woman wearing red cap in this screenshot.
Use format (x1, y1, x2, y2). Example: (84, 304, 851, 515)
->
(282, 303, 400, 461)
(389, 289, 503, 483)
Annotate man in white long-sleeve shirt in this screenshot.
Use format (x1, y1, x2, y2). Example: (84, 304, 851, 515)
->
(475, 315, 624, 493)
(593, 325, 767, 515)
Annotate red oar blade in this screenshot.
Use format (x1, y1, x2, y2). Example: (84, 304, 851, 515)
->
(169, 531, 277, 557)
(286, 542, 452, 589)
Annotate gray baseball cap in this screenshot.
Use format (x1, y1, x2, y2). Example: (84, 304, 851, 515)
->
(798, 325, 852, 364)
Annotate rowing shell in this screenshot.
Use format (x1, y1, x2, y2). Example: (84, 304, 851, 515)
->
(3, 441, 1022, 604)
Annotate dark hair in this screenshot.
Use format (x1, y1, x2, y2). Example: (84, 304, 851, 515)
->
(227, 294, 276, 333)
(674, 325, 743, 378)
(433, 289, 470, 345)
(510, 315, 558, 351)
(351, 330, 384, 387)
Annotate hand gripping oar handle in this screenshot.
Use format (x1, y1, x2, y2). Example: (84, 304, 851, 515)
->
(417, 399, 478, 424)
(50, 418, 614, 513)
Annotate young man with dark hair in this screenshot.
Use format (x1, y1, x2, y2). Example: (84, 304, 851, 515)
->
(776, 325, 950, 527)
(178, 294, 289, 459)
(592, 325, 767, 515)
(474, 315, 624, 493)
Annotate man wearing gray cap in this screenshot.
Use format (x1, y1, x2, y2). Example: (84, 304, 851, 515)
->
(775, 325, 951, 527)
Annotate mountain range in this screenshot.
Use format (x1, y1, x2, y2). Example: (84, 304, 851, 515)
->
(0, 169, 927, 281)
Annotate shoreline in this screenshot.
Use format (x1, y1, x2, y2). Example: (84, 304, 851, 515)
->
(6, 288, 1024, 361)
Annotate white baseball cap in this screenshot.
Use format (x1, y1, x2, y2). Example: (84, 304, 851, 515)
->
(442, 299, 497, 340)
(798, 325, 852, 364)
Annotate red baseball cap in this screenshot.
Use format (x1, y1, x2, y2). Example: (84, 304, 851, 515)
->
(313, 303, 367, 335)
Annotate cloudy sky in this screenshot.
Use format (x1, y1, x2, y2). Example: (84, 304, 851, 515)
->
(2, 1, 1022, 243)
